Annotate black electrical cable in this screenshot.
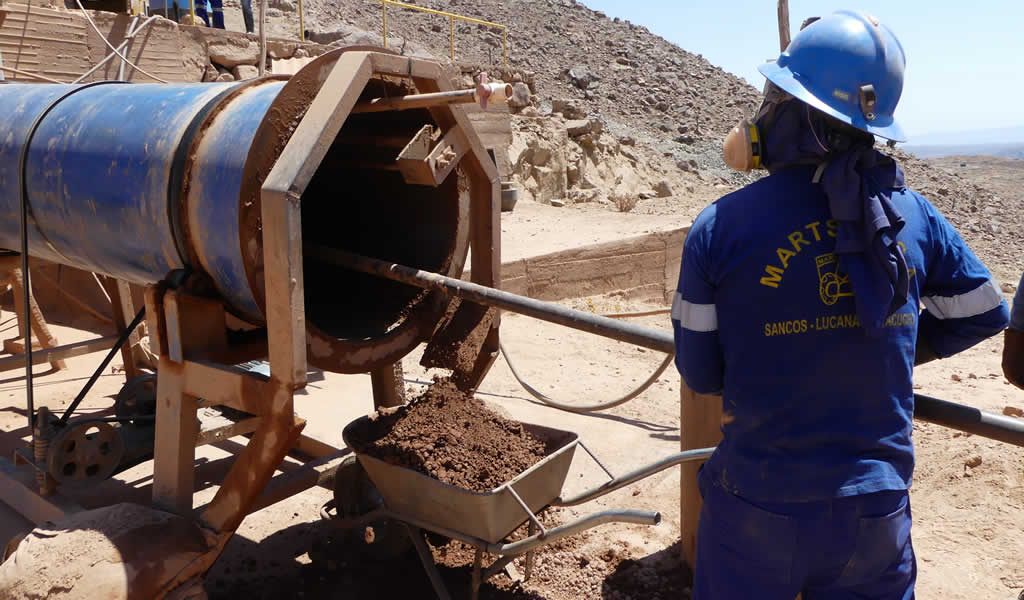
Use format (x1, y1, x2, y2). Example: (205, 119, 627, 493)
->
(17, 80, 125, 431)
(59, 306, 146, 426)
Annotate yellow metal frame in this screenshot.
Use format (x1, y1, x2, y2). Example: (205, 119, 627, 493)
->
(373, 0, 507, 66)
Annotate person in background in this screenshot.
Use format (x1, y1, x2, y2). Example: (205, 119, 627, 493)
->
(241, 0, 254, 34)
(672, 10, 1010, 600)
(1004, 272, 1024, 389)
(194, 0, 225, 29)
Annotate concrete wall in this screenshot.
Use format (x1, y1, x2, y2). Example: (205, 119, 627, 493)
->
(498, 227, 689, 305)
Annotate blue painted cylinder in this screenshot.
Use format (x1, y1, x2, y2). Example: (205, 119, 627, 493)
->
(0, 53, 472, 374)
(0, 80, 283, 322)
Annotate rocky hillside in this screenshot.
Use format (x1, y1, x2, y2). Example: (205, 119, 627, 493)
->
(270, 0, 1021, 278)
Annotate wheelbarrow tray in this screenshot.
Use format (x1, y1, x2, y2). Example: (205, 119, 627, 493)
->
(343, 417, 578, 544)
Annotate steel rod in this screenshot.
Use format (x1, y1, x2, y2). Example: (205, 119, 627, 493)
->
(351, 89, 476, 114)
(914, 393, 1024, 447)
(305, 246, 676, 353)
(72, 14, 160, 83)
(0, 64, 63, 84)
(555, 447, 715, 507)
(491, 510, 660, 556)
(309, 247, 1024, 447)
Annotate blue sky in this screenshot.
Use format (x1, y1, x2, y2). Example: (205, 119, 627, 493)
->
(576, 1, 1024, 141)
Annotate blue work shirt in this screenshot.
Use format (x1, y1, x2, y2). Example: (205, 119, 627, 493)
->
(673, 165, 1009, 502)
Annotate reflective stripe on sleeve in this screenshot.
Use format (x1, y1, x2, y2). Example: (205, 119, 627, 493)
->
(671, 292, 718, 332)
(923, 279, 1004, 320)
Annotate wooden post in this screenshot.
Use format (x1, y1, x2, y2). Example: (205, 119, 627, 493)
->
(107, 278, 142, 380)
(152, 356, 196, 514)
(679, 383, 722, 567)
(370, 362, 406, 409)
(0, 256, 65, 370)
(777, 0, 791, 52)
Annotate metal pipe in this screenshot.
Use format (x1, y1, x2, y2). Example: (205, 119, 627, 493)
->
(310, 248, 1024, 447)
(304, 247, 677, 353)
(489, 510, 659, 556)
(0, 65, 63, 84)
(914, 393, 1024, 447)
(351, 86, 511, 113)
(117, 15, 139, 81)
(555, 448, 715, 507)
(72, 15, 160, 84)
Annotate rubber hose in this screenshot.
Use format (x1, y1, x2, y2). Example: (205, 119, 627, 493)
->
(499, 339, 675, 413)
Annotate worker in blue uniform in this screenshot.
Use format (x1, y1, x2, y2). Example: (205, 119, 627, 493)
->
(1005, 273, 1024, 388)
(672, 11, 1010, 600)
(194, 0, 226, 29)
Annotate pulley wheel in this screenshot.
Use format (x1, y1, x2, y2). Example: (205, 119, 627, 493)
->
(114, 373, 157, 425)
(47, 421, 125, 486)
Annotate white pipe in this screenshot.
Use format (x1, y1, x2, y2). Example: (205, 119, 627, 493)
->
(473, 82, 513, 107)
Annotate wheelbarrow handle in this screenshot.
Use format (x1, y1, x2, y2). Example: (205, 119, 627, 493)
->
(553, 446, 716, 507)
(488, 509, 660, 556)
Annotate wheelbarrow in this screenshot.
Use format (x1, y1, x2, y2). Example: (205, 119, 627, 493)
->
(321, 415, 716, 600)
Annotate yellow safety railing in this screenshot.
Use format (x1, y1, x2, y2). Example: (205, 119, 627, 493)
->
(373, 0, 507, 66)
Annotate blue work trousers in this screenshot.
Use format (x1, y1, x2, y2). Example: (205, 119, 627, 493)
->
(694, 475, 916, 600)
(194, 0, 225, 29)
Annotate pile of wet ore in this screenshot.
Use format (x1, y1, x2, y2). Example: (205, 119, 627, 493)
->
(348, 379, 548, 492)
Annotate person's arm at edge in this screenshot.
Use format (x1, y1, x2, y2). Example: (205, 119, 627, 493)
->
(916, 199, 1009, 365)
(672, 205, 725, 395)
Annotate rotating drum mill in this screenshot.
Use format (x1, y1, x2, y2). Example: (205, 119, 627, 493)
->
(0, 49, 509, 598)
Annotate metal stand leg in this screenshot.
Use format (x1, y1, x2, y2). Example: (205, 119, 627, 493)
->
(471, 548, 483, 600)
(405, 524, 453, 600)
(525, 520, 537, 580)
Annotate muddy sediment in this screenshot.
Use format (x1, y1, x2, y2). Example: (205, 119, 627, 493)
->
(348, 379, 547, 492)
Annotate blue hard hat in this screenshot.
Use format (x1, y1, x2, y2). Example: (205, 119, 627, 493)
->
(758, 10, 906, 142)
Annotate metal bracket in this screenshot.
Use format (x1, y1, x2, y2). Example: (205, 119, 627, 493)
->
(397, 124, 469, 186)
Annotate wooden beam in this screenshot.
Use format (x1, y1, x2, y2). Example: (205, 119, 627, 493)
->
(186, 360, 269, 415)
(163, 291, 228, 364)
(0, 458, 84, 525)
(777, 0, 791, 51)
(152, 357, 197, 515)
(144, 284, 169, 357)
(679, 382, 723, 567)
(291, 433, 340, 460)
(0, 335, 119, 372)
(196, 413, 262, 447)
(108, 278, 142, 380)
(200, 379, 303, 533)
(247, 450, 348, 513)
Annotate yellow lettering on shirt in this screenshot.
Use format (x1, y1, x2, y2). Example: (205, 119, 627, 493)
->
(788, 231, 810, 253)
(804, 221, 822, 241)
(777, 248, 796, 269)
(760, 265, 785, 288)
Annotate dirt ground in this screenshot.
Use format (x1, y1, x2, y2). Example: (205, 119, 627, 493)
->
(0, 197, 1021, 599)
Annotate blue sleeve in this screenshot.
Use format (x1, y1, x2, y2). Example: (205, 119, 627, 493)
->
(1012, 272, 1024, 332)
(918, 201, 1010, 357)
(672, 204, 724, 394)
